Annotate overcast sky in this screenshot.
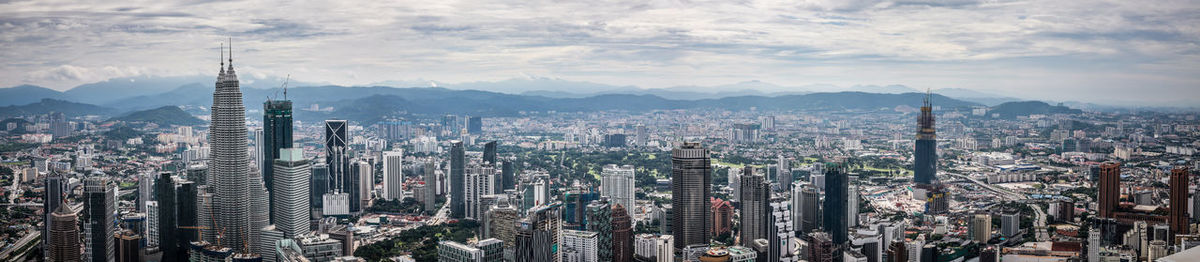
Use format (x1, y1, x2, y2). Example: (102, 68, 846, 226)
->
(1, 0, 1197, 106)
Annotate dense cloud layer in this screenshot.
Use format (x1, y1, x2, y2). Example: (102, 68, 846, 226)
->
(1, 0, 1197, 106)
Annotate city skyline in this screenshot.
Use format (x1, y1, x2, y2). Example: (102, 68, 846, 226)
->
(1, 1, 1198, 106)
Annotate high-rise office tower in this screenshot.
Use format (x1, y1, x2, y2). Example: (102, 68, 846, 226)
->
(848, 176, 859, 227)
(808, 232, 834, 262)
(483, 141, 497, 164)
(793, 183, 821, 234)
(635, 124, 648, 147)
(1169, 167, 1190, 238)
(515, 203, 563, 262)
(43, 174, 67, 259)
(324, 119, 352, 211)
(177, 182, 199, 243)
(138, 172, 154, 213)
(210, 48, 252, 252)
(672, 142, 712, 249)
(274, 148, 311, 238)
(587, 200, 613, 262)
(562, 229, 599, 262)
(823, 163, 848, 246)
(382, 149, 404, 200)
(49, 204, 81, 262)
(711, 198, 733, 237)
(602, 164, 636, 212)
(777, 156, 791, 192)
(157, 173, 185, 261)
(442, 115, 459, 135)
(969, 214, 991, 243)
(467, 116, 483, 135)
(501, 161, 515, 191)
(354, 160, 372, 211)
(450, 140, 466, 219)
(311, 163, 329, 210)
(913, 92, 937, 185)
(83, 177, 115, 262)
(769, 195, 797, 262)
(740, 166, 769, 245)
(465, 165, 497, 219)
(1098, 162, 1120, 218)
(1001, 211, 1022, 238)
(262, 98, 292, 224)
(613, 204, 634, 262)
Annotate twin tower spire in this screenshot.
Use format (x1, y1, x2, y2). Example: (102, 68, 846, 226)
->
(218, 38, 236, 81)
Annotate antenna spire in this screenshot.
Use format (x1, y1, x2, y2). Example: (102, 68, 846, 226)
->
(220, 42, 224, 68)
(228, 37, 233, 66)
(283, 74, 290, 100)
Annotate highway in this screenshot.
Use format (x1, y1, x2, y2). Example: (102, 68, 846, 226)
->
(944, 172, 1049, 241)
(0, 231, 39, 261)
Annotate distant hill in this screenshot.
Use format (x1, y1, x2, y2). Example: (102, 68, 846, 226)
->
(303, 91, 979, 123)
(110, 106, 204, 126)
(0, 85, 67, 106)
(0, 99, 116, 119)
(988, 101, 1082, 118)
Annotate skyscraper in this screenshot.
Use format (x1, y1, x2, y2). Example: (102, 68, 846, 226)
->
(354, 160, 372, 211)
(502, 160, 515, 191)
(602, 164, 636, 212)
(740, 167, 769, 245)
(83, 177, 114, 262)
(913, 92, 937, 185)
(969, 214, 991, 243)
(274, 148, 312, 238)
(613, 204, 634, 262)
(672, 142, 712, 249)
(515, 203, 563, 262)
(769, 195, 797, 262)
(311, 163, 329, 209)
(1001, 211, 1020, 237)
(49, 204, 81, 262)
(483, 141, 497, 164)
(450, 140, 466, 219)
(262, 98, 293, 224)
(177, 181, 199, 243)
(1169, 167, 1189, 238)
(587, 200, 613, 262)
(210, 47, 252, 251)
(562, 230, 599, 262)
(793, 183, 821, 234)
(43, 174, 67, 259)
(467, 116, 483, 135)
(382, 149, 404, 200)
(465, 165, 497, 219)
(325, 120, 353, 212)
(1097, 162, 1120, 218)
(823, 163, 848, 245)
(157, 173, 184, 261)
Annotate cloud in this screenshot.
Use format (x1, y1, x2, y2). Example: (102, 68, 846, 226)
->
(0, 0, 1196, 106)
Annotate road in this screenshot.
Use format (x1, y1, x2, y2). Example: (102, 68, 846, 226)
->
(943, 172, 1027, 201)
(0, 231, 39, 261)
(945, 172, 1050, 241)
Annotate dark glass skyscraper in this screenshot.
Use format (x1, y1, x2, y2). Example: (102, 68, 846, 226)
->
(467, 116, 483, 135)
(311, 163, 329, 209)
(483, 141, 497, 164)
(586, 200, 613, 262)
(262, 99, 293, 223)
(671, 142, 711, 249)
(913, 92, 937, 185)
(84, 177, 114, 262)
(822, 163, 848, 245)
(449, 140, 466, 219)
(156, 173, 184, 261)
(502, 161, 515, 191)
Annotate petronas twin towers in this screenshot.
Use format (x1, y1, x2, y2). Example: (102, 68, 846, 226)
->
(211, 44, 251, 251)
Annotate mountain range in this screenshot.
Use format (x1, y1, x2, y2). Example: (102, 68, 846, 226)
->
(0, 76, 1091, 124)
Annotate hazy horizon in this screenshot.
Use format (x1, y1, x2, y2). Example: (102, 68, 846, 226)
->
(2, 0, 1197, 106)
